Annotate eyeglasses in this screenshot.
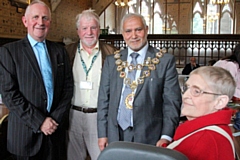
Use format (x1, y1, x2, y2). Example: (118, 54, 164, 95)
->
(182, 85, 222, 97)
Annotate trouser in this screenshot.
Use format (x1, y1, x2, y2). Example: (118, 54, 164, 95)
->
(118, 126, 134, 142)
(67, 109, 100, 160)
(12, 133, 67, 160)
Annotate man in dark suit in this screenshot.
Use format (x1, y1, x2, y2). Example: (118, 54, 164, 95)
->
(182, 57, 200, 75)
(0, 0, 73, 159)
(97, 13, 182, 151)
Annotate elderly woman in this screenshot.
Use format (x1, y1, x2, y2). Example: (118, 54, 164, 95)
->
(167, 66, 235, 160)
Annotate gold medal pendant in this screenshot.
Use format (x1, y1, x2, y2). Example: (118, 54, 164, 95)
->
(143, 70, 151, 77)
(137, 77, 144, 84)
(144, 57, 151, 66)
(136, 64, 143, 70)
(114, 53, 121, 59)
(117, 65, 123, 71)
(122, 61, 128, 68)
(125, 93, 134, 109)
(114, 50, 120, 54)
(115, 59, 122, 65)
(152, 58, 160, 64)
(128, 64, 134, 71)
(115, 51, 165, 111)
(156, 52, 163, 58)
(148, 64, 156, 70)
(120, 71, 126, 78)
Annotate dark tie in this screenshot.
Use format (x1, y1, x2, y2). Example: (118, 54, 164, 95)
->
(35, 42, 53, 112)
(118, 52, 139, 130)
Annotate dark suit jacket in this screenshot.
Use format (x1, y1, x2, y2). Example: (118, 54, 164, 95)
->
(97, 46, 182, 145)
(0, 37, 73, 156)
(182, 63, 200, 75)
(65, 41, 117, 68)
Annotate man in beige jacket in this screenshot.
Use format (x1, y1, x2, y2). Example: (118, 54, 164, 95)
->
(65, 9, 117, 160)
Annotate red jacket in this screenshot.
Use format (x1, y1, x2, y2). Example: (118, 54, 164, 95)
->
(171, 108, 234, 160)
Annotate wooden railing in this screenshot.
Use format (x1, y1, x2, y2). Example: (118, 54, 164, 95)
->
(1, 35, 240, 68)
(100, 34, 240, 67)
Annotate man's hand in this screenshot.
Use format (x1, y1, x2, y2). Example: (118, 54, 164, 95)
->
(98, 137, 108, 151)
(40, 117, 59, 135)
(156, 139, 171, 147)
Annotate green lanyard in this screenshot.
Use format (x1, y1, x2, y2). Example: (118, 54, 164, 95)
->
(78, 43, 99, 80)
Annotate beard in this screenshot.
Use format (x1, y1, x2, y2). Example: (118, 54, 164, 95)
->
(127, 38, 147, 52)
(81, 36, 98, 48)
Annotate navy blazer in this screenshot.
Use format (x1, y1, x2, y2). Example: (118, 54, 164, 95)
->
(0, 37, 73, 156)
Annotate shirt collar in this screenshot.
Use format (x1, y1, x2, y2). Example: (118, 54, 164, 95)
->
(79, 40, 99, 52)
(27, 34, 46, 47)
(127, 42, 149, 57)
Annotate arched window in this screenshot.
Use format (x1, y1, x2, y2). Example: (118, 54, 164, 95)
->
(193, 13, 204, 34)
(100, 0, 235, 34)
(206, 4, 219, 34)
(153, 3, 163, 34)
(103, 0, 176, 34)
(193, 2, 204, 34)
(220, 4, 233, 34)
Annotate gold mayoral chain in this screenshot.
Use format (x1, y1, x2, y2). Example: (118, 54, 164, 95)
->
(114, 49, 166, 109)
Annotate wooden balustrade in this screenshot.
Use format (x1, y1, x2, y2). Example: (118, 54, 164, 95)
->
(1, 34, 240, 68)
(100, 34, 240, 67)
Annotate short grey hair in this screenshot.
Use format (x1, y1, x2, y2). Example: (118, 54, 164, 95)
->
(25, 0, 51, 19)
(75, 9, 100, 29)
(120, 13, 147, 33)
(190, 66, 236, 99)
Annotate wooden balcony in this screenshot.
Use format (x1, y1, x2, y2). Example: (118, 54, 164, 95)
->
(1, 34, 240, 68)
(100, 34, 240, 67)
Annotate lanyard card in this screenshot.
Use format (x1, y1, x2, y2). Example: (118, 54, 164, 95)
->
(80, 81, 93, 90)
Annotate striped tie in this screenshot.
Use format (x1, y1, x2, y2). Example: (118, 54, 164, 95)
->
(118, 52, 139, 130)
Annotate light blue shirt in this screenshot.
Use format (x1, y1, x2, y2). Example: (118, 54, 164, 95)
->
(27, 34, 49, 64)
(28, 34, 53, 112)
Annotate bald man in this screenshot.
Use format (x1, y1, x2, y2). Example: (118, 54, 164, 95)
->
(182, 57, 200, 75)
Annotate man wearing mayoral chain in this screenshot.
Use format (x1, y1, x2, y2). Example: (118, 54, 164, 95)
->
(97, 13, 182, 150)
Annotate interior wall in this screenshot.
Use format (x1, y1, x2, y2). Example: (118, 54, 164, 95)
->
(1, 0, 240, 43)
(0, 0, 27, 39)
(48, 0, 92, 42)
(0, 0, 92, 42)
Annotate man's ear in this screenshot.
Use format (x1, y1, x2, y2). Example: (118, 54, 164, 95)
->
(146, 25, 149, 32)
(214, 95, 229, 110)
(22, 16, 27, 28)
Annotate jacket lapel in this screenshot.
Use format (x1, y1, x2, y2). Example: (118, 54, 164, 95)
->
(115, 49, 128, 105)
(46, 40, 56, 86)
(22, 37, 44, 87)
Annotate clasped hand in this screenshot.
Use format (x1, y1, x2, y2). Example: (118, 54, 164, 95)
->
(40, 117, 59, 135)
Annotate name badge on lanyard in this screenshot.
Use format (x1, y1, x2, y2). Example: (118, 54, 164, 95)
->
(80, 81, 93, 90)
(78, 43, 100, 87)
